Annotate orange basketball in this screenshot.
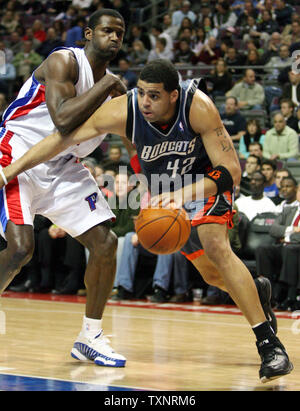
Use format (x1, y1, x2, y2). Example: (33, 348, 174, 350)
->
(135, 207, 191, 255)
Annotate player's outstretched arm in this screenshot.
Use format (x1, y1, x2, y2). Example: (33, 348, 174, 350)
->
(0, 95, 128, 188)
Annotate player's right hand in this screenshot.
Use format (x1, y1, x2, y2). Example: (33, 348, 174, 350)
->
(106, 73, 127, 97)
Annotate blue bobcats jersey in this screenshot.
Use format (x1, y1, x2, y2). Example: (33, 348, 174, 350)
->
(126, 78, 212, 195)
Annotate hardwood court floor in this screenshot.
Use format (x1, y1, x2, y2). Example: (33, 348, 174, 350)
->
(0, 293, 299, 391)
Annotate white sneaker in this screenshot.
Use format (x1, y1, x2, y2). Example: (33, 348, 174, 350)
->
(71, 331, 126, 367)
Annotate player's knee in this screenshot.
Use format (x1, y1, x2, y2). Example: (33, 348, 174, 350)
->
(7, 241, 34, 273)
(89, 230, 117, 261)
(204, 238, 231, 266)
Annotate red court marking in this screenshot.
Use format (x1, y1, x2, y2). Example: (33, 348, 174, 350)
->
(1, 291, 299, 320)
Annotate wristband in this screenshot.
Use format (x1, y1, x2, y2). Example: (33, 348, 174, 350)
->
(205, 165, 233, 195)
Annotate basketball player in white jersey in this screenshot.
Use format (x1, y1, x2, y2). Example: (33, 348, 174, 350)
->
(0, 9, 127, 367)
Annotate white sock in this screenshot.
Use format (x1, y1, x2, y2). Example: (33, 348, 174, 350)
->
(82, 315, 102, 339)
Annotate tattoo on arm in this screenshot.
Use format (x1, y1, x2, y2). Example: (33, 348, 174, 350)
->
(221, 140, 233, 152)
(213, 127, 233, 152)
(214, 127, 224, 137)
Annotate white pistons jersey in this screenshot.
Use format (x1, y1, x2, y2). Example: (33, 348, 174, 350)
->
(1, 47, 108, 159)
(0, 47, 115, 238)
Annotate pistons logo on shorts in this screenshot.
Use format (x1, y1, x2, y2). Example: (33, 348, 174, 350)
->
(85, 192, 98, 211)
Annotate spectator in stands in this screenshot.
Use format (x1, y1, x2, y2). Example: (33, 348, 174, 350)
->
(149, 24, 173, 57)
(202, 16, 219, 40)
(12, 40, 43, 82)
(263, 113, 299, 161)
(236, 0, 259, 28)
(32, 19, 47, 43)
(226, 69, 265, 111)
(280, 98, 299, 133)
(213, 1, 237, 31)
(23, 27, 42, 50)
(173, 37, 196, 65)
(36, 27, 64, 59)
(244, 48, 265, 81)
(162, 13, 179, 41)
(255, 10, 279, 46)
(255, 180, 300, 310)
(102, 145, 128, 173)
(127, 24, 151, 52)
(0, 10, 19, 34)
(192, 26, 206, 57)
(54, 4, 77, 24)
(129, 40, 149, 66)
(7, 31, 23, 55)
(176, 17, 194, 40)
(240, 154, 261, 196)
(64, 17, 86, 47)
(224, 47, 245, 77)
(236, 170, 277, 221)
(239, 119, 265, 159)
(147, 37, 174, 62)
(221, 96, 247, 142)
(249, 141, 264, 159)
(241, 15, 260, 44)
(281, 70, 300, 108)
(274, 0, 294, 28)
(0, 40, 13, 64)
(209, 58, 233, 98)
(275, 174, 298, 210)
(282, 19, 300, 46)
(260, 32, 282, 65)
(261, 159, 279, 199)
(197, 36, 221, 65)
(264, 44, 292, 81)
(117, 58, 137, 90)
(172, 0, 197, 27)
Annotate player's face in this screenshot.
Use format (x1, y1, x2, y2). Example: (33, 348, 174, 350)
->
(137, 80, 178, 124)
(86, 15, 125, 60)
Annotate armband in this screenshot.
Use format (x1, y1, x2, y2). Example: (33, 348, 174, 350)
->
(130, 154, 141, 174)
(205, 165, 233, 195)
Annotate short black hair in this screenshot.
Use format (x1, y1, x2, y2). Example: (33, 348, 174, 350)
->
(139, 59, 179, 92)
(281, 175, 298, 187)
(262, 159, 277, 171)
(88, 9, 124, 30)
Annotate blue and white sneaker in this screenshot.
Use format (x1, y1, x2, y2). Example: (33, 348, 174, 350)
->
(71, 331, 126, 367)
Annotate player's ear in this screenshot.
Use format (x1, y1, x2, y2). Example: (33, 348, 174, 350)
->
(170, 89, 179, 103)
(84, 27, 93, 41)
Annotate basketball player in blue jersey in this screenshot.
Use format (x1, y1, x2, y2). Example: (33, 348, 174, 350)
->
(0, 9, 128, 367)
(0, 60, 293, 382)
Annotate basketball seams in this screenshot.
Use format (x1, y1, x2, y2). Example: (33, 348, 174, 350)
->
(135, 207, 191, 254)
(148, 210, 181, 250)
(135, 215, 175, 234)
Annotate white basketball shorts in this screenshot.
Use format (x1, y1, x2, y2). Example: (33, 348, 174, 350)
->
(0, 129, 115, 239)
